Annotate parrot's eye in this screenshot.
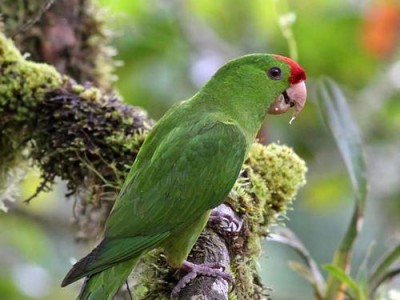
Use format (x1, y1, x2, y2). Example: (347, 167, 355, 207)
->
(267, 67, 282, 80)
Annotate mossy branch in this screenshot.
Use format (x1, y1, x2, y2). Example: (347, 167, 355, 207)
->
(0, 32, 152, 234)
(0, 4, 307, 298)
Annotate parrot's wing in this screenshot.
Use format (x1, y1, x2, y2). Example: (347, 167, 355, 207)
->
(62, 115, 248, 286)
(105, 116, 247, 239)
(61, 232, 169, 285)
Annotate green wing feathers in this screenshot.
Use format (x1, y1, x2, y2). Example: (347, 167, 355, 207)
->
(105, 115, 248, 240)
(61, 233, 169, 286)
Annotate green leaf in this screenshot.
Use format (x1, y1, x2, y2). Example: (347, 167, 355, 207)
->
(316, 78, 369, 299)
(316, 77, 368, 207)
(369, 245, 400, 297)
(324, 264, 366, 300)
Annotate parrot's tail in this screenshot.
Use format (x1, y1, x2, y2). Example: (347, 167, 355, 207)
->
(76, 256, 140, 300)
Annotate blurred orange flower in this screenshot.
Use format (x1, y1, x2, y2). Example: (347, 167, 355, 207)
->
(362, 0, 400, 58)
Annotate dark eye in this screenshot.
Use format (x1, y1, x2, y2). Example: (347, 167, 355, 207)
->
(267, 67, 282, 80)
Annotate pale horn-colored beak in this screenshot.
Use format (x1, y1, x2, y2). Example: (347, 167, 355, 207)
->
(268, 81, 307, 124)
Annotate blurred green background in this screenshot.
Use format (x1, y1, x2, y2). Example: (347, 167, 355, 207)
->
(1, 0, 400, 299)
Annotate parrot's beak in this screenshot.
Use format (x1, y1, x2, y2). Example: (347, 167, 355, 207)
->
(267, 81, 307, 124)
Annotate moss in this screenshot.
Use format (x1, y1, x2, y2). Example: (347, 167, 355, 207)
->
(246, 143, 307, 222)
(228, 142, 307, 228)
(0, 34, 61, 120)
(226, 142, 307, 299)
(72, 84, 85, 94)
(0, 33, 21, 61)
(79, 86, 102, 102)
(0, 33, 151, 220)
(132, 249, 174, 300)
(0, 33, 62, 210)
(28, 80, 152, 238)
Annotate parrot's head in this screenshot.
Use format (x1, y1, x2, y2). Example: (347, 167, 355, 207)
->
(266, 55, 307, 123)
(212, 54, 307, 123)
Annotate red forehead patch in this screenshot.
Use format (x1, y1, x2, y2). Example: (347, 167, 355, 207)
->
(274, 55, 306, 84)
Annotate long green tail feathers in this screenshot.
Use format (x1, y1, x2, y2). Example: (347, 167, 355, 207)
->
(76, 256, 140, 300)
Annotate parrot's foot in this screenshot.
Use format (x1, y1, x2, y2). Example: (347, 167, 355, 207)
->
(171, 260, 233, 298)
(209, 204, 243, 233)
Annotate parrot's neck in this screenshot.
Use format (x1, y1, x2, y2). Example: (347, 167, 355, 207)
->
(195, 70, 280, 142)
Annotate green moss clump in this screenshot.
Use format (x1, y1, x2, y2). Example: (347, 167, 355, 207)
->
(244, 142, 307, 227)
(226, 142, 307, 299)
(79, 86, 102, 102)
(0, 34, 61, 120)
(0, 33, 20, 60)
(0, 33, 61, 127)
(0, 33, 62, 210)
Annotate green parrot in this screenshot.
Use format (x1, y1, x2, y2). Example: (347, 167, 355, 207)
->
(61, 54, 307, 299)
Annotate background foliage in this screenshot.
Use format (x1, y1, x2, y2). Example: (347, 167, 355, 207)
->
(1, 0, 399, 299)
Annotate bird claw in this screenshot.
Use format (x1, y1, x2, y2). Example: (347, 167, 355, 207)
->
(209, 209, 242, 233)
(171, 260, 233, 299)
